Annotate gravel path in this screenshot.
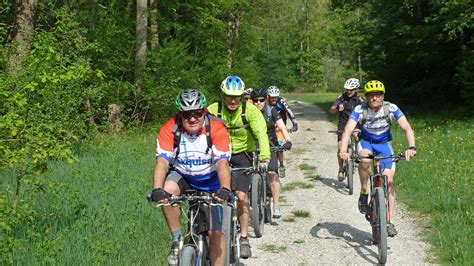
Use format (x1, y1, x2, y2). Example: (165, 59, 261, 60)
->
(244, 101, 430, 265)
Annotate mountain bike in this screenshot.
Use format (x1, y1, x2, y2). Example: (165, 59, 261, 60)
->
(354, 153, 405, 264)
(232, 165, 266, 238)
(329, 130, 358, 195)
(149, 190, 239, 266)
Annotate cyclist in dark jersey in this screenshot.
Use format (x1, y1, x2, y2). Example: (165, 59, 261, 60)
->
(267, 86, 297, 177)
(251, 88, 292, 218)
(330, 78, 364, 181)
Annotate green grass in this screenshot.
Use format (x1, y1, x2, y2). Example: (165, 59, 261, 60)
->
(291, 209, 311, 218)
(289, 93, 473, 264)
(282, 181, 314, 192)
(0, 128, 170, 264)
(305, 174, 321, 182)
(282, 217, 296, 223)
(260, 244, 287, 253)
(293, 239, 305, 244)
(298, 163, 316, 172)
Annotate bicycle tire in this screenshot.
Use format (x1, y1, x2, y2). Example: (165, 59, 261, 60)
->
(264, 175, 273, 223)
(179, 245, 197, 266)
(374, 187, 388, 264)
(250, 173, 265, 237)
(346, 159, 354, 195)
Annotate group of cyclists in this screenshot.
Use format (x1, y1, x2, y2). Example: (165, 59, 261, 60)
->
(150, 75, 416, 265)
(150, 76, 296, 265)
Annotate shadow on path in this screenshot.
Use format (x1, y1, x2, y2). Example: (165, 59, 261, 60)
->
(310, 221, 387, 264)
(317, 176, 350, 195)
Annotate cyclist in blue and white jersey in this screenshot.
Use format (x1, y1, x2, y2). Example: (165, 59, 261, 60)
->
(339, 80, 416, 237)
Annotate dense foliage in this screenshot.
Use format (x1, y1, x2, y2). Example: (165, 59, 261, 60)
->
(0, 0, 472, 264)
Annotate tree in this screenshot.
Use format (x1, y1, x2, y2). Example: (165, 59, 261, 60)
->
(6, 0, 38, 73)
(133, 0, 147, 121)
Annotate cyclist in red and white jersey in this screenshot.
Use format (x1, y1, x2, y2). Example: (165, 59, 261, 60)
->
(150, 89, 232, 265)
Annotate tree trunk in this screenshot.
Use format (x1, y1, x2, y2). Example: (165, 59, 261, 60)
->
(149, 0, 159, 50)
(6, 0, 39, 73)
(226, 8, 240, 70)
(134, 0, 147, 120)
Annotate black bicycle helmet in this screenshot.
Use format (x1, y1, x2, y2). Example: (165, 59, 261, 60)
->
(251, 88, 267, 99)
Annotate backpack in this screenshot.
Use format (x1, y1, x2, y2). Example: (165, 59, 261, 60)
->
(360, 101, 392, 126)
(217, 100, 249, 129)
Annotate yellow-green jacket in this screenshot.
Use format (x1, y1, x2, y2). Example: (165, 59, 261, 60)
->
(207, 101, 270, 161)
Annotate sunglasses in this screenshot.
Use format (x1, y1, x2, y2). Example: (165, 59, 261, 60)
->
(223, 94, 241, 101)
(181, 110, 204, 120)
(347, 89, 356, 92)
(253, 98, 266, 103)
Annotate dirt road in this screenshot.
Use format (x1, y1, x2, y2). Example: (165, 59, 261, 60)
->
(245, 101, 430, 265)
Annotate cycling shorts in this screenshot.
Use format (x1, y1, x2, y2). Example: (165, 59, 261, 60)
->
(165, 171, 231, 233)
(357, 140, 396, 171)
(269, 149, 279, 173)
(230, 152, 253, 192)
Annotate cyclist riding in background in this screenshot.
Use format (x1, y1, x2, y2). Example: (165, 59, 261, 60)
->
(330, 78, 364, 182)
(150, 89, 233, 266)
(251, 88, 292, 218)
(208, 76, 270, 259)
(267, 86, 298, 132)
(267, 86, 298, 177)
(339, 80, 416, 237)
(243, 88, 253, 104)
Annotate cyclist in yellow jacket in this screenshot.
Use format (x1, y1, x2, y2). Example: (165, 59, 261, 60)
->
(208, 76, 270, 259)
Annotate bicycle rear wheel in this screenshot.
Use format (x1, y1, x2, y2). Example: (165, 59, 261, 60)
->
(179, 245, 197, 266)
(373, 187, 388, 264)
(250, 173, 265, 237)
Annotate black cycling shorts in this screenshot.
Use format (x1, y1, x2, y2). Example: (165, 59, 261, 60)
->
(268, 150, 279, 173)
(230, 152, 253, 193)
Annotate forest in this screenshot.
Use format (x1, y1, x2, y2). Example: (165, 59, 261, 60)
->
(1, 0, 472, 264)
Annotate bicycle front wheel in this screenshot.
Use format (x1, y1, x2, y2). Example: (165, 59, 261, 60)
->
(251, 173, 265, 237)
(346, 158, 354, 195)
(373, 187, 388, 264)
(179, 245, 197, 266)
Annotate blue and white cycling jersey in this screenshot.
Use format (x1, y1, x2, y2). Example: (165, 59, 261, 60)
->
(349, 102, 404, 143)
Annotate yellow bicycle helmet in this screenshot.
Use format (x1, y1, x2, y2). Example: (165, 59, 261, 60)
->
(364, 80, 385, 95)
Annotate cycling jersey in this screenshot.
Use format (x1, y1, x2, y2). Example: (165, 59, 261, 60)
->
(269, 97, 296, 125)
(260, 104, 281, 146)
(208, 102, 270, 161)
(349, 101, 404, 143)
(156, 117, 231, 191)
(333, 93, 364, 128)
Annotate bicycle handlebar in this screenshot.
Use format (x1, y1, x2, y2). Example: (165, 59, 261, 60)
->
(353, 153, 406, 163)
(270, 146, 288, 152)
(147, 190, 236, 208)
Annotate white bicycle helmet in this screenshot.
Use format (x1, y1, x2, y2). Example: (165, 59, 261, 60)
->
(344, 78, 360, 90)
(267, 86, 280, 97)
(244, 88, 254, 95)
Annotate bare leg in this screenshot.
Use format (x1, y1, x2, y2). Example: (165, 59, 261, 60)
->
(383, 169, 396, 222)
(162, 180, 181, 231)
(357, 149, 372, 194)
(235, 190, 250, 237)
(268, 171, 280, 205)
(337, 140, 343, 171)
(208, 231, 225, 266)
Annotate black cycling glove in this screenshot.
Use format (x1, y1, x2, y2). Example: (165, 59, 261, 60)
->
(214, 188, 233, 202)
(282, 141, 292, 151)
(151, 188, 170, 202)
(291, 122, 298, 132)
